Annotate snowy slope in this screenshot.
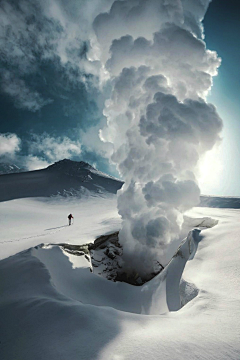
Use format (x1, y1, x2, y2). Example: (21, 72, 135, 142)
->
(0, 202, 240, 360)
(0, 159, 123, 202)
(0, 167, 240, 359)
(0, 195, 121, 260)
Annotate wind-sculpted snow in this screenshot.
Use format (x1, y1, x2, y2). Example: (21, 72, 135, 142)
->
(2, 226, 204, 317)
(30, 214, 218, 314)
(93, 0, 223, 276)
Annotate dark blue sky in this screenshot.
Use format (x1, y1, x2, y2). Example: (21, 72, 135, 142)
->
(0, 0, 112, 172)
(0, 0, 239, 194)
(203, 0, 240, 195)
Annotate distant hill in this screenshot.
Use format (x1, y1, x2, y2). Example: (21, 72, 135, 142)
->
(0, 159, 123, 202)
(199, 195, 240, 209)
(1, 160, 239, 208)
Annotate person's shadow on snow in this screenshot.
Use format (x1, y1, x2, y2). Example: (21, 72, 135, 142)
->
(45, 225, 68, 231)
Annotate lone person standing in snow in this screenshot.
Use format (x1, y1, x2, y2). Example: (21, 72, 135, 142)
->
(68, 213, 74, 226)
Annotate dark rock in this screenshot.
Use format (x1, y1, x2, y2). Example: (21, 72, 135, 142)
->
(90, 231, 164, 286)
(57, 231, 164, 286)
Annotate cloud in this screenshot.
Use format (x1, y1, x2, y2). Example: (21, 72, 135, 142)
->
(24, 156, 50, 171)
(93, 0, 212, 62)
(28, 133, 82, 163)
(80, 120, 114, 158)
(0, 133, 21, 158)
(139, 92, 222, 150)
(0, 0, 112, 111)
(93, 0, 185, 60)
(0, 70, 53, 111)
(0, 132, 82, 171)
(0, 0, 224, 277)
(105, 24, 220, 98)
(0, 0, 60, 109)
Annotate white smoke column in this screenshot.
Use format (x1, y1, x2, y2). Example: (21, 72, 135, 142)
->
(93, 0, 223, 277)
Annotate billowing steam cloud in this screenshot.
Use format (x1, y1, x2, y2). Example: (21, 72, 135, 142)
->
(92, 0, 223, 276)
(0, 0, 223, 277)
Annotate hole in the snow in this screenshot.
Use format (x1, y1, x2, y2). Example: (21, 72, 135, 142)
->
(61, 231, 164, 286)
(32, 216, 218, 314)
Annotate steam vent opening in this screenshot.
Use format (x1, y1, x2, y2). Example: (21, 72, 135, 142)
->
(67, 232, 164, 286)
(33, 216, 218, 315)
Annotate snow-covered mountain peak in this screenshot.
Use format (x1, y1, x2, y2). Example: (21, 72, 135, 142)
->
(0, 158, 123, 202)
(47, 159, 121, 182)
(47, 159, 96, 173)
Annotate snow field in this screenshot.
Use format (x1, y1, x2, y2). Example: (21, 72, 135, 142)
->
(0, 198, 240, 359)
(0, 195, 121, 260)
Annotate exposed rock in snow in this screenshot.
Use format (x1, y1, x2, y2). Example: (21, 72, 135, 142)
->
(1, 194, 240, 359)
(31, 215, 219, 317)
(90, 232, 124, 281)
(34, 226, 204, 314)
(0, 163, 25, 175)
(61, 232, 163, 285)
(180, 279, 199, 307)
(183, 215, 218, 229)
(48, 159, 121, 181)
(59, 213, 218, 287)
(48, 159, 96, 174)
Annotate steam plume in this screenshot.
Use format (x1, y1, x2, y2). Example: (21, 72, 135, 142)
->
(93, 0, 223, 276)
(0, 0, 223, 276)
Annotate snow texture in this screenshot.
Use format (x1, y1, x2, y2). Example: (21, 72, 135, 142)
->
(1, 193, 240, 359)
